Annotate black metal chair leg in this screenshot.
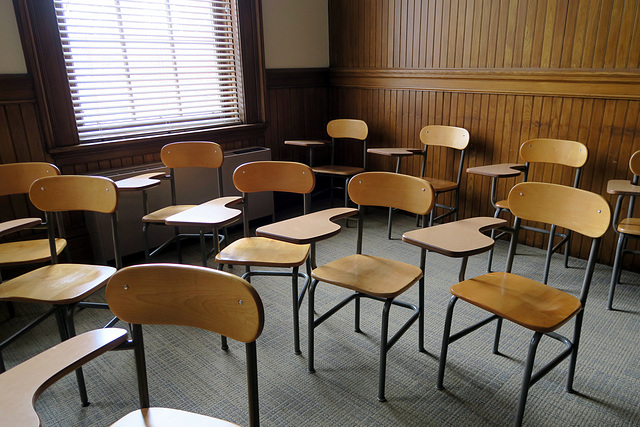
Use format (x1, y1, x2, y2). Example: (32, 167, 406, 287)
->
(437, 295, 458, 390)
(493, 318, 503, 354)
(563, 230, 572, 268)
(308, 279, 319, 373)
(607, 234, 626, 310)
(292, 266, 301, 355)
(377, 299, 393, 402)
(542, 224, 556, 284)
(56, 306, 89, 406)
(566, 310, 584, 393)
(515, 332, 542, 427)
(245, 341, 260, 427)
(354, 292, 362, 333)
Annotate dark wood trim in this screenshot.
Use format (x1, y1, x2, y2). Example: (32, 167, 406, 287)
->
(0, 74, 35, 103)
(331, 69, 640, 100)
(266, 68, 330, 89)
(49, 122, 267, 166)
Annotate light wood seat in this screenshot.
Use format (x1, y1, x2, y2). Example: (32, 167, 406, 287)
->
(452, 272, 581, 333)
(0, 328, 127, 427)
(215, 161, 316, 355)
(308, 171, 435, 402)
(0, 163, 65, 271)
(437, 182, 610, 426)
(0, 263, 115, 304)
(216, 236, 310, 267)
(422, 176, 458, 192)
(106, 264, 264, 427)
(0, 175, 123, 407)
(480, 138, 589, 284)
(312, 254, 422, 299)
(286, 119, 368, 207)
(138, 141, 236, 264)
(606, 150, 640, 309)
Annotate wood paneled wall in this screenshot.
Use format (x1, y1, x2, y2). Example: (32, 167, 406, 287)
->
(264, 69, 330, 163)
(328, 0, 640, 269)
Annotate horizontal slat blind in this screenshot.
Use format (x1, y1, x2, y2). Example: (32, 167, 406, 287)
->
(54, 0, 243, 142)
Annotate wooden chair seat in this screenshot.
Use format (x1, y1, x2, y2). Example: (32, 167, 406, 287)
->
(142, 204, 197, 223)
(495, 199, 509, 209)
(0, 238, 66, 266)
(451, 271, 582, 333)
(617, 217, 640, 235)
(312, 165, 365, 176)
(215, 237, 310, 267)
(422, 176, 458, 192)
(0, 264, 115, 304)
(311, 254, 422, 299)
(112, 408, 238, 427)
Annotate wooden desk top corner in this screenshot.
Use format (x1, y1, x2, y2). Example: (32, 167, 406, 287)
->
(466, 163, 526, 178)
(607, 179, 640, 196)
(402, 217, 507, 257)
(256, 207, 358, 244)
(115, 172, 166, 191)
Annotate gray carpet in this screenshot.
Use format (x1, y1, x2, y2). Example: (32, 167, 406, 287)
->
(2, 209, 639, 426)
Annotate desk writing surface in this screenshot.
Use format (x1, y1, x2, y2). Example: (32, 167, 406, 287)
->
(402, 217, 507, 258)
(165, 196, 242, 228)
(466, 163, 526, 178)
(607, 179, 640, 196)
(256, 207, 358, 245)
(115, 172, 166, 191)
(0, 218, 41, 238)
(367, 148, 414, 157)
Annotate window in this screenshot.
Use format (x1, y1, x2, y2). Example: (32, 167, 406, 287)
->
(13, 0, 263, 155)
(55, 0, 244, 142)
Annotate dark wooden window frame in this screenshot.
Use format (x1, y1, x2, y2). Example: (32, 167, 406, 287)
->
(12, 0, 266, 165)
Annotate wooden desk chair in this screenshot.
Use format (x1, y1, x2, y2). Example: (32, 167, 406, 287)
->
(0, 162, 65, 283)
(142, 141, 231, 263)
(0, 175, 122, 406)
(0, 328, 127, 426)
(286, 119, 368, 207)
(606, 150, 640, 310)
(308, 171, 434, 402)
(215, 161, 314, 355)
(485, 138, 588, 284)
(106, 264, 264, 427)
(437, 182, 610, 426)
(416, 125, 469, 228)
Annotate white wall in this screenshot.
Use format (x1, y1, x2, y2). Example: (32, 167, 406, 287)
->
(262, 0, 329, 69)
(0, 0, 27, 73)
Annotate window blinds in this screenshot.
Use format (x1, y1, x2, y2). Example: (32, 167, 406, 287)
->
(54, 0, 243, 142)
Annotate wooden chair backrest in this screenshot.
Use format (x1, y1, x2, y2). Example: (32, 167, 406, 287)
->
(419, 125, 469, 150)
(519, 138, 588, 168)
(629, 150, 640, 176)
(160, 141, 224, 169)
(29, 175, 118, 214)
(508, 182, 610, 239)
(106, 264, 264, 343)
(233, 161, 315, 194)
(327, 119, 368, 140)
(349, 172, 435, 215)
(0, 162, 60, 197)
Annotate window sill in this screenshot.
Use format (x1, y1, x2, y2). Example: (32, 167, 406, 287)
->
(49, 122, 267, 167)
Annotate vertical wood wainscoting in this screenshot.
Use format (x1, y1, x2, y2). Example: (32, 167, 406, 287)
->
(328, 0, 640, 269)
